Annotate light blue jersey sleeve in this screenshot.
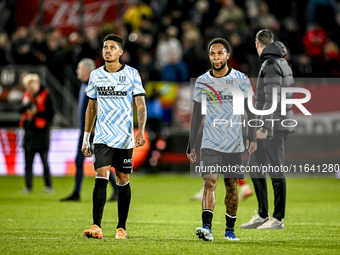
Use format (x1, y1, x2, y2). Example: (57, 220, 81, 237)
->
(87, 71, 97, 99)
(132, 70, 146, 96)
(240, 75, 253, 98)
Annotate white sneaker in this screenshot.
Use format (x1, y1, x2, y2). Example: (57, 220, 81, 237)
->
(257, 217, 284, 229)
(21, 187, 32, 194)
(241, 214, 268, 229)
(44, 187, 55, 194)
(190, 189, 203, 201)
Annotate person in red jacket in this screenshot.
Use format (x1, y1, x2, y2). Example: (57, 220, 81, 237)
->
(303, 23, 328, 58)
(19, 73, 55, 193)
(302, 23, 328, 76)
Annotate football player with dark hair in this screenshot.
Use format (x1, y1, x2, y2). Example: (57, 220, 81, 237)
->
(82, 34, 146, 239)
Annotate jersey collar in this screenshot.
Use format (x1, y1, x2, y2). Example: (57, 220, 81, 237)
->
(103, 63, 126, 73)
(209, 67, 232, 77)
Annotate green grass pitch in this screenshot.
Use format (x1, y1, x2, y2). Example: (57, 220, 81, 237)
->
(0, 175, 339, 254)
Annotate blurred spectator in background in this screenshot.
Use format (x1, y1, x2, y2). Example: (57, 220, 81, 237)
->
(123, 0, 153, 33)
(215, 20, 235, 42)
(322, 41, 340, 77)
(191, 0, 209, 30)
(65, 31, 86, 71)
(138, 16, 157, 52)
(45, 30, 65, 84)
(191, 0, 212, 35)
(303, 23, 328, 76)
(60, 59, 118, 202)
(149, 0, 168, 23)
(307, 0, 337, 32)
(30, 28, 48, 65)
(156, 26, 182, 72)
(291, 53, 314, 77)
(137, 51, 159, 83)
(0, 71, 26, 107)
(257, 1, 280, 37)
(0, 32, 9, 66)
(303, 23, 328, 58)
(145, 88, 164, 171)
(158, 14, 172, 34)
(84, 27, 102, 63)
(165, 0, 194, 35)
(215, 0, 247, 36)
(0, 0, 11, 33)
(161, 50, 189, 82)
(199, 0, 223, 40)
(280, 17, 304, 56)
(245, 0, 259, 20)
(8, 27, 36, 65)
(182, 21, 209, 78)
(19, 73, 55, 193)
(228, 32, 249, 73)
(328, 13, 340, 47)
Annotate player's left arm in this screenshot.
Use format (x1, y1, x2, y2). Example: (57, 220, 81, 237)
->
(245, 97, 257, 154)
(82, 99, 97, 157)
(134, 95, 147, 148)
(242, 75, 256, 153)
(186, 101, 204, 162)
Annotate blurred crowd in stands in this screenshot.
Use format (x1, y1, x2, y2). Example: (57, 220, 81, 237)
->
(1, 0, 340, 87)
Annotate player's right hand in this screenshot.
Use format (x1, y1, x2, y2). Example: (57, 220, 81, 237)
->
(82, 131, 92, 157)
(135, 131, 146, 148)
(246, 139, 257, 154)
(187, 148, 196, 163)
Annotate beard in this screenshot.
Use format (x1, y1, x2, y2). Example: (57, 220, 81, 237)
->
(105, 60, 113, 63)
(211, 61, 226, 71)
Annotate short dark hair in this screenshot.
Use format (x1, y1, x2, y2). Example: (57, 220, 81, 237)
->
(208, 38, 231, 53)
(256, 29, 274, 47)
(103, 34, 124, 50)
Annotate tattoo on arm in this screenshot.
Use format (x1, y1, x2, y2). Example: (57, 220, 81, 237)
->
(135, 96, 147, 132)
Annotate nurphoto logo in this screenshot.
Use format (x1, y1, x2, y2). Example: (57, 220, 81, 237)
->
(199, 81, 311, 128)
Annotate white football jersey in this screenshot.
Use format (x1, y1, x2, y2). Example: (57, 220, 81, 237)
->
(87, 64, 146, 149)
(193, 68, 253, 153)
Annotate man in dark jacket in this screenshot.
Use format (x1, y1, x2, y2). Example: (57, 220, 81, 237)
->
(20, 74, 55, 193)
(241, 29, 294, 229)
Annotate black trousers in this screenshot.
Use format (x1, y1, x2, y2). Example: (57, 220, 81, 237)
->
(248, 130, 289, 220)
(24, 148, 52, 189)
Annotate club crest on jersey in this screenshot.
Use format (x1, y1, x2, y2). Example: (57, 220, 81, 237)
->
(226, 79, 233, 85)
(118, 76, 127, 84)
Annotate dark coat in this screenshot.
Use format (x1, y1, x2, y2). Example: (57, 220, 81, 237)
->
(20, 87, 55, 150)
(256, 41, 294, 133)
